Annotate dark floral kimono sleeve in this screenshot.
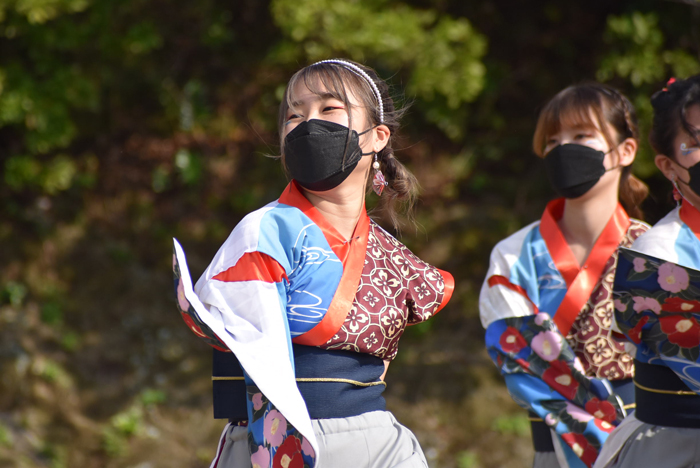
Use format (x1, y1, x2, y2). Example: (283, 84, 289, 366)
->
(485, 313, 625, 468)
(245, 376, 316, 468)
(613, 248, 700, 393)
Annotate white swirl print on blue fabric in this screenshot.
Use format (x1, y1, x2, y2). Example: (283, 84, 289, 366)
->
(538, 274, 567, 290)
(287, 290, 328, 337)
(300, 246, 341, 266)
(648, 354, 700, 393)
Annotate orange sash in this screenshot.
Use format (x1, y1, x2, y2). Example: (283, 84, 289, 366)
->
(278, 182, 370, 347)
(680, 200, 700, 243)
(540, 199, 630, 335)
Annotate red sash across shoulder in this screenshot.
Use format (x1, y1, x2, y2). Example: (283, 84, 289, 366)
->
(539, 198, 630, 335)
(279, 182, 370, 347)
(680, 200, 700, 242)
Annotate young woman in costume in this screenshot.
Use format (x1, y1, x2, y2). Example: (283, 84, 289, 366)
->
(479, 83, 649, 468)
(593, 75, 700, 468)
(173, 59, 454, 468)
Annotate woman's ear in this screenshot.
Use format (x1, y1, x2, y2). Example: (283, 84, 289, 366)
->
(617, 137, 638, 167)
(373, 124, 390, 153)
(655, 154, 678, 182)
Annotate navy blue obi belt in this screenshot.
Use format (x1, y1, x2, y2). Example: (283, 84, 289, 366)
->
(213, 344, 386, 422)
(634, 359, 700, 428)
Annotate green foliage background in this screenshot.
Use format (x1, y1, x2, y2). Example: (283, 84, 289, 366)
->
(0, 0, 699, 467)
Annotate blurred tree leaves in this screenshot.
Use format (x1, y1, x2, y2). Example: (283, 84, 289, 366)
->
(270, 0, 486, 138)
(596, 9, 700, 178)
(5, 153, 78, 192)
(0, 0, 89, 24)
(0, 0, 97, 198)
(1, 1, 700, 466)
(598, 12, 700, 87)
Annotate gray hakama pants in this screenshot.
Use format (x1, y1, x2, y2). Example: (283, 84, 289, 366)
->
(533, 451, 560, 468)
(593, 413, 700, 468)
(211, 410, 428, 468)
(533, 428, 581, 468)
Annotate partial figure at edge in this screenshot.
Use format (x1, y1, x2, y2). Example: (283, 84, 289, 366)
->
(595, 75, 700, 468)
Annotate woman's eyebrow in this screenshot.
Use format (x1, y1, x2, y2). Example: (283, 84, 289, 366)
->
(569, 124, 596, 131)
(289, 93, 339, 108)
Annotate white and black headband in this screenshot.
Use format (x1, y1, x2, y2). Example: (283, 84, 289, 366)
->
(311, 59, 384, 123)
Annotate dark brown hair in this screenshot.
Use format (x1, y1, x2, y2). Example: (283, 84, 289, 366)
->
(650, 75, 700, 160)
(533, 83, 648, 220)
(278, 60, 418, 230)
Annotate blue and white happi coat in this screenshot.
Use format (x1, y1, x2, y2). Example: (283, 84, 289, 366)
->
(173, 181, 453, 468)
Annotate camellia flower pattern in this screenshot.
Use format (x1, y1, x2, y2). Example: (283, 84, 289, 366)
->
(657, 262, 690, 293)
(486, 313, 625, 467)
(633, 296, 661, 314)
(499, 326, 528, 354)
(662, 297, 700, 312)
(263, 410, 286, 448)
(531, 330, 563, 361)
(561, 433, 598, 467)
(660, 315, 700, 348)
(251, 446, 271, 468)
(593, 418, 615, 434)
(625, 315, 650, 345)
(542, 360, 579, 400)
(272, 435, 304, 468)
(246, 382, 315, 468)
(584, 398, 617, 423)
(613, 248, 700, 393)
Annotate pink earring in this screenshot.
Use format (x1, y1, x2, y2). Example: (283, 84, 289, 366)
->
(372, 153, 387, 196)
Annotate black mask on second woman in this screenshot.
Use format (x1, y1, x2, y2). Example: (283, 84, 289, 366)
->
(669, 157, 700, 198)
(543, 144, 608, 199)
(283, 119, 374, 192)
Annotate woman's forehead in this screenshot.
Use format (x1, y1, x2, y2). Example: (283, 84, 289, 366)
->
(288, 80, 327, 104)
(560, 108, 601, 130)
(545, 108, 602, 137)
(287, 75, 360, 106)
(685, 103, 700, 127)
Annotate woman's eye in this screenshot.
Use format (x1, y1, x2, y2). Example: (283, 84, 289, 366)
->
(575, 133, 592, 139)
(323, 106, 343, 112)
(286, 113, 300, 121)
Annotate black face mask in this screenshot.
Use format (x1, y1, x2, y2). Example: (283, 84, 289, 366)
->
(669, 157, 700, 198)
(283, 119, 373, 192)
(543, 144, 609, 199)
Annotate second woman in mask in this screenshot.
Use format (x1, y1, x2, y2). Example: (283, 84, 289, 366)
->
(479, 83, 649, 468)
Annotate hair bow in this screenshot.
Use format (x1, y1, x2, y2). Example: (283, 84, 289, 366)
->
(662, 77, 677, 92)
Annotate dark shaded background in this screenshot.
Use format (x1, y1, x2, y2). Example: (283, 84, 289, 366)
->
(1, 1, 699, 466)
